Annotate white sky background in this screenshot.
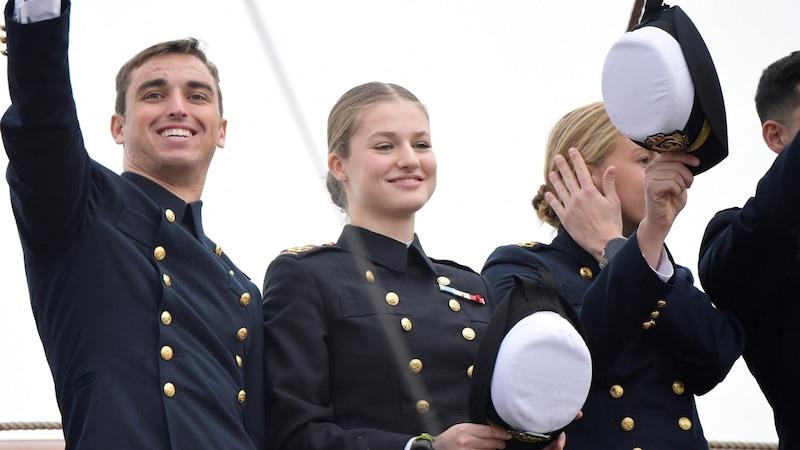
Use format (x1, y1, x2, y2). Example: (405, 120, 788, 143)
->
(0, 0, 792, 443)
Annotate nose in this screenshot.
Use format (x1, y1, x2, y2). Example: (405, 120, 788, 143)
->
(397, 143, 421, 170)
(166, 92, 189, 117)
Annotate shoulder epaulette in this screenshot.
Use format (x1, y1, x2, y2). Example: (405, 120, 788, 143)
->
(430, 258, 479, 274)
(278, 242, 336, 257)
(516, 241, 538, 248)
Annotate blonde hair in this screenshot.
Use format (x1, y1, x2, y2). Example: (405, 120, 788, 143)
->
(533, 102, 623, 228)
(326, 82, 427, 211)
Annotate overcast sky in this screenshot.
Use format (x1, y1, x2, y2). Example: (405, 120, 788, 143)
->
(0, 0, 793, 443)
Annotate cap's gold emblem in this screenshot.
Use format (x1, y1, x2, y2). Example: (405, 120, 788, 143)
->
(644, 131, 690, 152)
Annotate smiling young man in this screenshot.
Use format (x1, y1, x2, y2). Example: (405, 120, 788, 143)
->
(1, 1, 264, 448)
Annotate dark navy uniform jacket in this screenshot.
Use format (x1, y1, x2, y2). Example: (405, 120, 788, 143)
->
(699, 132, 800, 450)
(1, 3, 265, 449)
(262, 225, 494, 450)
(483, 229, 744, 449)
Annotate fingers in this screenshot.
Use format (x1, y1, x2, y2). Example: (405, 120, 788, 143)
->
(549, 154, 573, 202)
(647, 152, 696, 192)
(600, 165, 618, 203)
(567, 147, 595, 191)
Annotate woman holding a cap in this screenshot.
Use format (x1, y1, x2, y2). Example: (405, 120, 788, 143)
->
(482, 102, 743, 449)
(262, 82, 563, 450)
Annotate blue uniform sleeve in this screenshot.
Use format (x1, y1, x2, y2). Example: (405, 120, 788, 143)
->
(581, 233, 744, 395)
(699, 134, 800, 315)
(2, 1, 92, 253)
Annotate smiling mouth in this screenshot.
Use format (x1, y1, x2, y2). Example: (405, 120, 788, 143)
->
(160, 128, 194, 138)
(391, 177, 423, 183)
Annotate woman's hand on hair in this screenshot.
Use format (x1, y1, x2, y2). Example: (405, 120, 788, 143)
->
(637, 151, 699, 267)
(545, 147, 624, 261)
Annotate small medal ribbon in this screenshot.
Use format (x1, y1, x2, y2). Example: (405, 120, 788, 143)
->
(438, 284, 485, 305)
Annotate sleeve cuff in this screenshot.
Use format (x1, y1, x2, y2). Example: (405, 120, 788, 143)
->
(15, 0, 60, 23)
(648, 246, 674, 282)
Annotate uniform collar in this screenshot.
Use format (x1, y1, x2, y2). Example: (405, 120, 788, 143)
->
(552, 227, 599, 269)
(337, 225, 435, 274)
(121, 172, 205, 239)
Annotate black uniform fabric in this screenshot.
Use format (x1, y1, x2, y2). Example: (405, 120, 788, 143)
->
(262, 225, 494, 450)
(483, 230, 744, 449)
(1, 3, 265, 448)
(699, 131, 800, 450)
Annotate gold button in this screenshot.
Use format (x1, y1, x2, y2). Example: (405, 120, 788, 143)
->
(634, 448, 642, 450)
(162, 273, 172, 287)
(658, 300, 667, 308)
(401, 317, 412, 332)
(409, 359, 423, 373)
(650, 311, 660, 319)
(467, 365, 473, 379)
(215, 245, 222, 256)
(239, 292, 251, 307)
(579, 267, 593, 279)
(621, 417, 634, 431)
(678, 417, 692, 430)
(386, 292, 399, 306)
(448, 299, 461, 312)
(236, 355, 243, 368)
(642, 320, 655, 330)
(165, 209, 176, 223)
(160, 346, 174, 361)
(672, 381, 685, 395)
(462, 327, 476, 341)
(610, 384, 624, 398)
(163, 382, 176, 397)
(416, 400, 430, 414)
(154, 246, 166, 261)
(238, 390, 247, 404)
(437, 276, 451, 286)
(365, 270, 375, 283)
(161, 311, 172, 326)
(236, 328, 248, 341)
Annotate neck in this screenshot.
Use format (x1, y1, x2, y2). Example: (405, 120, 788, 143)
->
(348, 211, 416, 243)
(125, 167, 206, 203)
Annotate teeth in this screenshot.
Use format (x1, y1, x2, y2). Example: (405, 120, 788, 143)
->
(160, 128, 192, 138)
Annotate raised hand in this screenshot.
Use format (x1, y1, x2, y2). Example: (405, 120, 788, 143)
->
(545, 147, 624, 261)
(637, 151, 699, 267)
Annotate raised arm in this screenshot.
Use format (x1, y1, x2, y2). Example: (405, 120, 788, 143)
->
(2, 0, 92, 252)
(700, 133, 800, 313)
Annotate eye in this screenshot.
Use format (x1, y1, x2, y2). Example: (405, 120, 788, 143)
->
(188, 93, 210, 102)
(143, 92, 164, 100)
(375, 143, 393, 151)
(414, 141, 432, 150)
(639, 155, 652, 166)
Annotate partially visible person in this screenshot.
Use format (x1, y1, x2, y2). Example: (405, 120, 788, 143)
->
(262, 82, 541, 450)
(699, 51, 800, 449)
(483, 102, 743, 449)
(2, 0, 264, 447)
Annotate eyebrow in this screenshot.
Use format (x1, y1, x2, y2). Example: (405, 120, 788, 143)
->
(134, 78, 216, 97)
(369, 130, 430, 139)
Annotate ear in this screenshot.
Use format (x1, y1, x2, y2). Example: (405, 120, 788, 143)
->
(111, 113, 125, 145)
(217, 118, 228, 148)
(762, 120, 787, 154)
(328, 152, 347, 181)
